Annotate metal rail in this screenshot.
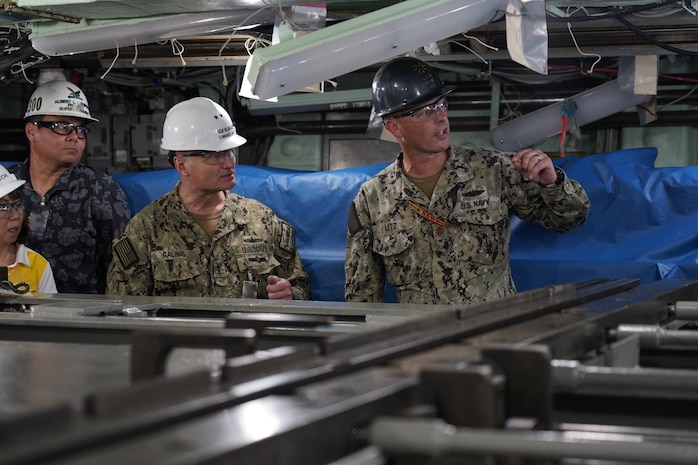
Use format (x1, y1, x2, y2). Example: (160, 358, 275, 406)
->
(1, 278, 697, 465)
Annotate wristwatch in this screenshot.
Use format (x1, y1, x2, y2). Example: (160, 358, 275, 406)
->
(544, 167, 564, 189)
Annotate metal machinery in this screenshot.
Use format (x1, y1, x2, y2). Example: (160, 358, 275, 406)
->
(2, 278, 698, 464)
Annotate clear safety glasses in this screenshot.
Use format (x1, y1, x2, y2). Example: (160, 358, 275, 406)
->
(33, 121, 89, 140)
(177, 149, 237, 165)
(391, 98, 448, 123)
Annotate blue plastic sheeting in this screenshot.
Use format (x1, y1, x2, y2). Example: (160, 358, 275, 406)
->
(510, 147, 698, 292)
(111, 147, 698, 302)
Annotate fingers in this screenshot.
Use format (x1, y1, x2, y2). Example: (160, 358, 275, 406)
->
(512, 149, 554, 184)
(266, 275, 293, 300)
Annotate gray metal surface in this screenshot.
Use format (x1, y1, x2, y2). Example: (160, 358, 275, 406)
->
(1, 279, 698, 465)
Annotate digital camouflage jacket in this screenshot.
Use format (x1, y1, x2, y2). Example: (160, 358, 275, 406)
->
(345, 146, 590, 305)
(107, 184, 310, 299)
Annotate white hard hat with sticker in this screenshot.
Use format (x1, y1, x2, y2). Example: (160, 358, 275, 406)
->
(160, 97, 246, 152)
(24, 80, 98, 122)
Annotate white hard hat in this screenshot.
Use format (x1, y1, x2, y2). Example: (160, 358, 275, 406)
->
(24, 80, 98, 122)
(0, 165, 25, 199)
(160, 97, 246, 152)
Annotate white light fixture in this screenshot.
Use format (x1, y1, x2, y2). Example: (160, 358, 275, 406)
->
(245, 0, 508, 100)
(31, 11, 276, 56)
(243, 88, 372, 116)
(489, 79, 652, 152)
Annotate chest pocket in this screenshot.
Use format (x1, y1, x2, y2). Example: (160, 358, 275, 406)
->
(451, 195, 509, 267)
(371, 225, 421, 286)
(152, 255, 202, 294)
(235, 240, 280, 277)
(371, 224, 414, 257)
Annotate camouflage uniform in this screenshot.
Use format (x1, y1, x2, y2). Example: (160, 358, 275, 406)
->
(345, 146, 590, 305)
(10, 160, 131, 294)
(107, 183, 310, 299)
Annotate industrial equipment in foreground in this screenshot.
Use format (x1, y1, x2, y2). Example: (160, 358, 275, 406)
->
(1, 278, 698, 464)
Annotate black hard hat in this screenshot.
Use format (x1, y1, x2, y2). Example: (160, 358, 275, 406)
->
(372, 56, 455, 118)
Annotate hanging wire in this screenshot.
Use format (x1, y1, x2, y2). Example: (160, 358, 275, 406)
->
(218, 4, 275, 87)
(171, 39, 186, 67)
(100, 41, 120, 79)
(131, 37, 139, 66)
(566, 22, 601, 74)
(18, 61, 33, 84)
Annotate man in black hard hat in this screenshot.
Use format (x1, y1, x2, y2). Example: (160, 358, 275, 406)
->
(344, 56, 591, 305)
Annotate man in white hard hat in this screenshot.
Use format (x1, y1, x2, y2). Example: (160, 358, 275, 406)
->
(10, 80, 131, 294)
(107, 97, 310, 299)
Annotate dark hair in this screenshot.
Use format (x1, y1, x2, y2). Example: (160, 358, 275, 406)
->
(5, 191, 29, 244)
(17, 215, 30, 245)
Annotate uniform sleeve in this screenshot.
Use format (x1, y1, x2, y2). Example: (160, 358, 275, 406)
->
(503, 158, 591, 233)
(273, 218, 312, 300)
(344, 191, 386, 302)
(106, 214, 153, 296)
(96, 178, 133, 293)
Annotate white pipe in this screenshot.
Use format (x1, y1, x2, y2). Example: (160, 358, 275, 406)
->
(246, 0, 508, 100)
(370, 417, 698, 463)
(490, 79, 651, 152)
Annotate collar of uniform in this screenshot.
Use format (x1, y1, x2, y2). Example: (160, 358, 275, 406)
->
(170, 183, 250, 228)
(395, 147, 476, 200)
(221, 190, 250, 228)
(394, 154, 428, 202)
(444, 146, 476, 186)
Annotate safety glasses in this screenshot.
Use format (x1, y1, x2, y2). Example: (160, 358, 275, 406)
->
(33, 121, 89, 140)
(177, 149, 237, 165)
(391, 98, 448, 122)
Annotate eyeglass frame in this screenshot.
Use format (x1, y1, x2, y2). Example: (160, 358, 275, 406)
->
(0, 201, 24, 219)
(32, 121, 90, 140)
(174, 148, 237, 164)
(386, 98, 449, 122)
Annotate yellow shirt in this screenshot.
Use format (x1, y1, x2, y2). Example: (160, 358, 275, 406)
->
(3, 244, 57, 295)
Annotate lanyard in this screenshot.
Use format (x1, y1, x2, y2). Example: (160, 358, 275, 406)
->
(404, 199, 453, 228)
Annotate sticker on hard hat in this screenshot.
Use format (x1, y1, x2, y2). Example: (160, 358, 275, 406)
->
(0, 172, 8, 183)
(26, 97, 42, 113)
(55, 99, 90, 116)
(218, 126, 233, 139)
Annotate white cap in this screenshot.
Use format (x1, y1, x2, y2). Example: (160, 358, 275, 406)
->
(0, 165, 25, 199)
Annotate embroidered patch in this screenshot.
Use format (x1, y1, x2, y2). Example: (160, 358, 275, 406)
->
(347, 202, 362, 236)
(113, 237, 140, 269)
(279, 221, 295, 254)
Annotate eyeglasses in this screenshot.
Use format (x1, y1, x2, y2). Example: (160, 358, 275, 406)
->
(391, 98, 448, 122)
(177, 149, 237, 165)
(33, 121, 89, 140)
(0, 201, 24, 219)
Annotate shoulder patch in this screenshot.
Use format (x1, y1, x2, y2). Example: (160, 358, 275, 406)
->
(347, 202, 362, 237)
(113, 237, 140, 269)
(279, 221, 295, 254)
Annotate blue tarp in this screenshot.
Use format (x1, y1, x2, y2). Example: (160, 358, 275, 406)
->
(112, 147, 698, 301)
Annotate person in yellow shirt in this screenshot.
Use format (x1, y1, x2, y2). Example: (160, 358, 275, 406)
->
(0, 164, 56, 295)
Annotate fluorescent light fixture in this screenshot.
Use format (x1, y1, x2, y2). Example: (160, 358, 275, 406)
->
(246, 0, 507, 100)
(31, 11, 276, 56)
(243, 89, 372, 116)
(489, 79, 652, 152)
